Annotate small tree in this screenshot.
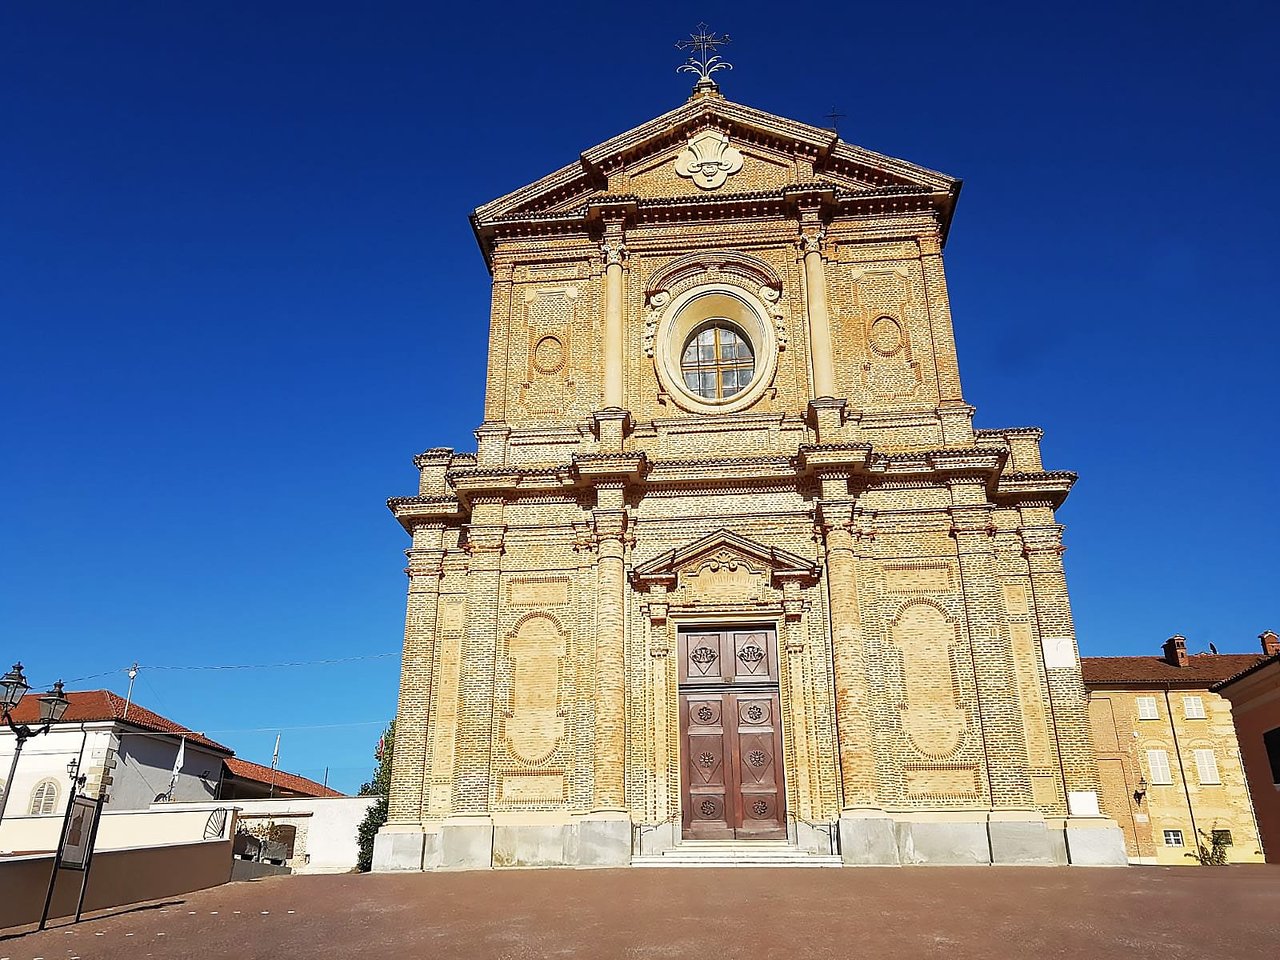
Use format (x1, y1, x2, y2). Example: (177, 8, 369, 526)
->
(1185, 828, 1230, 866)
(355, 720, 394, 872)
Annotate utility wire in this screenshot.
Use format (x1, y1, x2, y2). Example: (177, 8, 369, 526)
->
(144, 652, 398, 671)
(35, 651, 398, 687)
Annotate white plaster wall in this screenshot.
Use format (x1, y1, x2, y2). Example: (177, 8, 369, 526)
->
(0, 803, 234, 855)
(155, 797, 378, 873)
(0, 725, 114, 820)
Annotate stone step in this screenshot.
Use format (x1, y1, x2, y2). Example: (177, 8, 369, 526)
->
(632, 854, 843, 868)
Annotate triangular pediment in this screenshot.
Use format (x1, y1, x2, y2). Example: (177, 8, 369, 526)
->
(472, 94, 959, 229)
(631, 528, 820, 592)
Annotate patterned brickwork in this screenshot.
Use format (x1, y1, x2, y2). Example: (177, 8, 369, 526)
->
(381, 92, 1108, 862)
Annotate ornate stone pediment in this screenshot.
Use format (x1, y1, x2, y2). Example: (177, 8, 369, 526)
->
(631, 530, 820, 606)
(470, 97, 960, 265)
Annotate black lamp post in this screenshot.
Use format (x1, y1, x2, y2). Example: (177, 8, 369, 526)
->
(0, 664, 71, 825)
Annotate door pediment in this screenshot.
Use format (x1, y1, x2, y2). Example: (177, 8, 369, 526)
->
(631, 529, 820, 603)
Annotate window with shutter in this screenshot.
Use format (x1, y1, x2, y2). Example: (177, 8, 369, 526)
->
(1146, 749, 1173, 785)
(1183, 696, 1206, 720)
(1193, 749, 1220, 784)
(1136, 696, 1159, 720)
(28, 778, 59, 815)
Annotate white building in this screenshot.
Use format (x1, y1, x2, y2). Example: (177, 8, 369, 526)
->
(1, 689, 231, 828)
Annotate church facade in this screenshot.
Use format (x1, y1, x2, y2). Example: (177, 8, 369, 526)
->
(373, 81, 1127, 869)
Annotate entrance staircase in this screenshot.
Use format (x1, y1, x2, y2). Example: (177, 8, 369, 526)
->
(632, 840, 842, 868)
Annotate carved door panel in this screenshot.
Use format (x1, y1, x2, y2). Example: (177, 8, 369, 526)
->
(679, 629, 777, 685)
(680, 694, 736, 840)
(679, 691, 787, 840)
(731, 692, 786, 839)
(678, 625, 786, 841)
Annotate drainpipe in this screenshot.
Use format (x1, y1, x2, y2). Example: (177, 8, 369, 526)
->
(1163, 687, 1200, 847)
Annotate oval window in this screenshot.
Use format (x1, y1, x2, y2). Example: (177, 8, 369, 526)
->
(679, 322, 755, 400)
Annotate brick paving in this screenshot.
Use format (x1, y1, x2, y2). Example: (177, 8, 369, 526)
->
(3, 866, 1277, 959)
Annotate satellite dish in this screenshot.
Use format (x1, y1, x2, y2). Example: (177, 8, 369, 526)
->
(1209, 642, 1219, 655)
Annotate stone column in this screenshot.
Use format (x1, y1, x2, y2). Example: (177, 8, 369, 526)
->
(386, 525, 445, 825)
(600, 220, 627, 410)
(799, 206, 836, 399)
(591, 495, 628, 810)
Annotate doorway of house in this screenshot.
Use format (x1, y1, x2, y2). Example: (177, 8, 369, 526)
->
(678, 626, 786, 840)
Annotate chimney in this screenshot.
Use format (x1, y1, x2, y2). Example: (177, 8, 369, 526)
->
(1162, 635, 1189, 668)
(1262, 630, 1280, 657)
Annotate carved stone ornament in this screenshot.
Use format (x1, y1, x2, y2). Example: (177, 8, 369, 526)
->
(643, 290, 669, 358)
(675, 130, 744, 190)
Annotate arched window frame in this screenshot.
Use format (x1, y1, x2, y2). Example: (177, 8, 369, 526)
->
(679, 321, 755, 400)
(29, 777, 60, 816)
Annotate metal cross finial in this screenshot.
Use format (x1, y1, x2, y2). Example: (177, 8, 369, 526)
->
(676, 23, 733, 89)
(825, 107, 846, 134)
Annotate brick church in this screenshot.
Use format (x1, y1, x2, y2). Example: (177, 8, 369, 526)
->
(373, 59, 1126, 869)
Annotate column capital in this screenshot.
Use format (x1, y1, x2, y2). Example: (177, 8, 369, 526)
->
(463, 524, 506, 560)
(798, 223, 826, 256)
(592, 508, 628, 543)
(917, 232, 943, 257)
(600, 238, 628, 267)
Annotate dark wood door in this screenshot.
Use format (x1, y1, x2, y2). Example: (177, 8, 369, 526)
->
(678, 627, 785, 840)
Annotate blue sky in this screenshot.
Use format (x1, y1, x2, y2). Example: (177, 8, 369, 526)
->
(2, 2, 1277, 793)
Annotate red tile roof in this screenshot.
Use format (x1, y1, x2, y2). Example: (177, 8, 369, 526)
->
(6, 689, 232, 754)
(1081, 653, 1264, 688)
(1211, 652, 1280, 691)
(224, 757, 344, 798)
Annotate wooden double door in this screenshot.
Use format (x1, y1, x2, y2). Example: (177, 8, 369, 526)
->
(678, 627, 786, 840)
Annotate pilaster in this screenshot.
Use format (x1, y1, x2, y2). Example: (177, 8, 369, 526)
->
(451, 502, 505, 813)
(816, 496, 876, 809)
(917, 229, 965, 408)
(387, 524, 445, 824)
(591, 485, 628, 811)
(948, 477, 1035, 809)
(1020, 504, 1103, 803)
(484, 259, 516, 422)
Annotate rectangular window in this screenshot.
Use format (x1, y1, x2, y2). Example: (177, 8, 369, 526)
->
(1264, 727, 1280, 785)
(1183, 695, 1206, 720)
(1211, 829, 1233, 847)
(1146, 749, 1173, 785)
(1194, 749, 1221, 785)
(1163, 829, 1184, 846)
(1136, 696, 1159, 720)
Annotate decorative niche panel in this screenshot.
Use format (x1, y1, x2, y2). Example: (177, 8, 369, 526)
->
(512, 285, 588, 420)
(889, 601, 968, 760)
(849, 268, 923, 403)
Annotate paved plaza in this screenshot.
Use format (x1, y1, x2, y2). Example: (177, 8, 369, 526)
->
(3, 866, 1277, 959)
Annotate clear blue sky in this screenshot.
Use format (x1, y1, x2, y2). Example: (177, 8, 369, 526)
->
(2, 2, 1277, 794)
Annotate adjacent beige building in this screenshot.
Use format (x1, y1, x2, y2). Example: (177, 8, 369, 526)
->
(374, 78, 1126, 870)
(1083, 635, 1268, 864)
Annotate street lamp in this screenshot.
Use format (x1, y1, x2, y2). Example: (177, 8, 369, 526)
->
(0, 666, 72, 825)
